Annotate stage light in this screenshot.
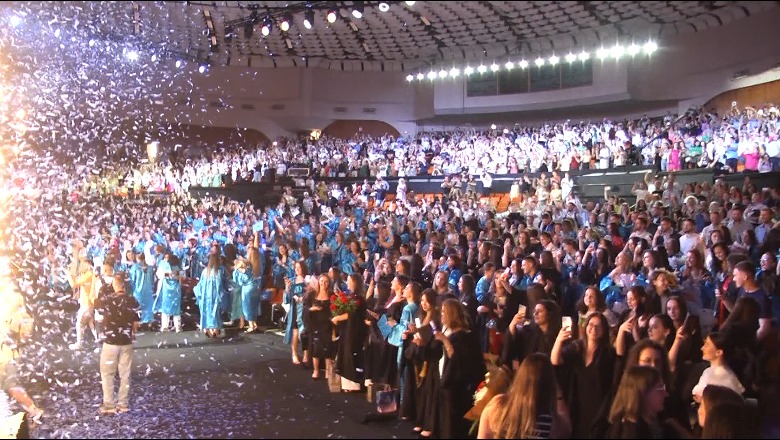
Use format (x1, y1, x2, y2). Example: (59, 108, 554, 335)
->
(535, 57, 545, 67)
(261, 23, 271, 37)
(490, 124, 497, 130)
(327, 10, 338, 23)
(199, 65, 207, 73)
(578, 51, 590, 61)
(477, 65, 487, 74)
(405, 1, 416, 5)
(280, 16, 290, 32)
(490, 63, 499, 72)
(548, 55, 559, 65)
(406, 74, 414, 82)
(597, 47, 609, 59)
(303, 10, 314, 29)
(449, 67, 460, 77)
(627, 43, 640, 56)
(352, 2, 364, 19)
(427, 71, 436, 80)
(175, 59, 183, 68)
(464, 66, 474, 75)
(438, 69, 448, 78)
(518, 59, 528, 69)
(643, 41, 658, 55)
(505, 61, 514, 70)
(416, 72, 424, 80)
(611, 44, 624, 59)
(565, 53, 576, 63)
(378, 2, 390, 12)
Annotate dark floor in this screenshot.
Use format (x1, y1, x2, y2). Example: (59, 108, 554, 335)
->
(26, 328, 417, 439)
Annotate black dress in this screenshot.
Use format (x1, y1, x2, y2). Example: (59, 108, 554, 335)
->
(306, 297, 334, 359)
(557, 341, 617, 439)
(438, 330, 486, 439)
(364, 300, 403, 387)
(415, 332, 444, 433)
(334, 295, 368, 386)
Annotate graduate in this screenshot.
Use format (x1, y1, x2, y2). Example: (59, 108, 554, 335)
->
(153, 253, 184, 333)
(194, 253, 225, 338)
(128, 251, 155, 329)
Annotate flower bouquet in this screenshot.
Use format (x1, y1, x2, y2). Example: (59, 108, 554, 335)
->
(330, 292, 358, 317)
(465, 363, 511, 434)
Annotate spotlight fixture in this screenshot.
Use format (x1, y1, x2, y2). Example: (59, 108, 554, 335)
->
(427, 71, 437, 80)
(175, 59, 183, 68)
(406, 74, 414, 82)
(548, 55, 559, 65)
(578, 51, 590, 61)
(327, 10, 338, 23)
(611, 44, 624, 59)
(261, 24, 270, 36)
(643, 41, 658, 55)
(535, 57, 545, 67)
(405, 1, 416, 5)
(490, 63, 499, 72)
(416, 72, 424, 80)
(449, 67, 460, 77)
(352, 1, 364, 19)
(518, 59, 528, 69)
(303, 10, 314, 29)
(505, 61, 514, 70)
(596, 47, 609, 59)
(627, 43, 640, 56)
(378, 2, 390, 12)
(477, 65, 487, 74)
(438, 69, 448, 78)
(565, 53, 576, 63)
(280, 16, 291, 33)
(463, 66, 474, 75)
(198, 65, 207, 74)
(490, 124, 497, 130)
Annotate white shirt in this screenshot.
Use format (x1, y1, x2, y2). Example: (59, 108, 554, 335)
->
(692, 364, 745, 398)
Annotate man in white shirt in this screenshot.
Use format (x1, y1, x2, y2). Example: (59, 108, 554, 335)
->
(679, 218, 706, 256)
(480, 171, 493, 197)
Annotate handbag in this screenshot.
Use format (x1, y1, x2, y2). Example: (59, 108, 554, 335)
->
(376, 385, 397, 414)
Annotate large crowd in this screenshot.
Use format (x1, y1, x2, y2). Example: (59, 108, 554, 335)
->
(1, 102, 779, 439)
(82, 104, 780, 198)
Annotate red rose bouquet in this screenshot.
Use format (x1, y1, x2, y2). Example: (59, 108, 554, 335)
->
(330, 292, 358, 317)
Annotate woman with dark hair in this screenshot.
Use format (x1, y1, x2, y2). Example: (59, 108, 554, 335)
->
(305, 274, 334, 380)
(576, 285, 618, 337)
(695, 384, 745, 436)
(692, 332, 745, 401)
(457, 274, 479, 330)
(552, 312, 617, 439)
(332, 273, 368, 393)
(284, 260, 311, 366)
(615, 286, 655, 358)
(607, 366, 668, 439)
(646, 313, 675, 352)
(435, 298, 486, 439)
(701, 400, 761, 439)
(501, 299, 561, 371)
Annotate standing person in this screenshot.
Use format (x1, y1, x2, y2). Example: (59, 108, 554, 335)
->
(195, 254, 225, 338)
(284, 261, 311, 366)
(68, 251, 96, 350)
(128, 252, 155, 331)
(154, 254, 184, 333)
(95, 271, 139, 415)
(332, 273, 368, 392)
(606, 365, 669, 439)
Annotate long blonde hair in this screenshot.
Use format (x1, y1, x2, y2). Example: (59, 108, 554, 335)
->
(490, 353, 558, 438)
(247, 246, 262, 278)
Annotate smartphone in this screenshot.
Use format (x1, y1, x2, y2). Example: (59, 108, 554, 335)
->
(681, 314, 700, 335)
(517, 304, 527, 318)
(415, 317, 422, 328)
(430, 321, 438, 334)
(561, 316, 573, 330)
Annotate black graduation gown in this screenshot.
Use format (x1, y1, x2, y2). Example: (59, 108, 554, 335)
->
(438, 330, 486, 439)
(335, 296, 368, 385)
(364, 300, 403, 386)
(556, 341, 616, 439)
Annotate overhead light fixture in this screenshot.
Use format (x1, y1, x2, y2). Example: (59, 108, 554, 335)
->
(405, 1, 416, 5)
(505, 61, 514, 70)
(596, 47, 609, 59)
(578, 51, 590, 61)
(303, 10, 314, 29)
(627, 43, 640, 56)
(643, 41, 658, 55)
(611, 44, 624, 59)
(518, 59, 528, 69)
(352, 1, 364, 19)
(548, 55, 559, 65)
(490, 124, 497, 130)
(427, 71, 437, 80)
(416, 72, 424, 80)
(464, 66, 474, 75)
(449, 67, 460, 77)
(261, 24, 271, 36)
(565, 53, 576, 63)
(477, 65, 487, 74)
(198, 65, 207, 74)
(406, 74, 414, 82)
(327, 10, 338, 23)
(535, 57, 545, 67)
(378, 2, 390, 12)
(438, 69, 448, 78)
(280, 16, 291, 33)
